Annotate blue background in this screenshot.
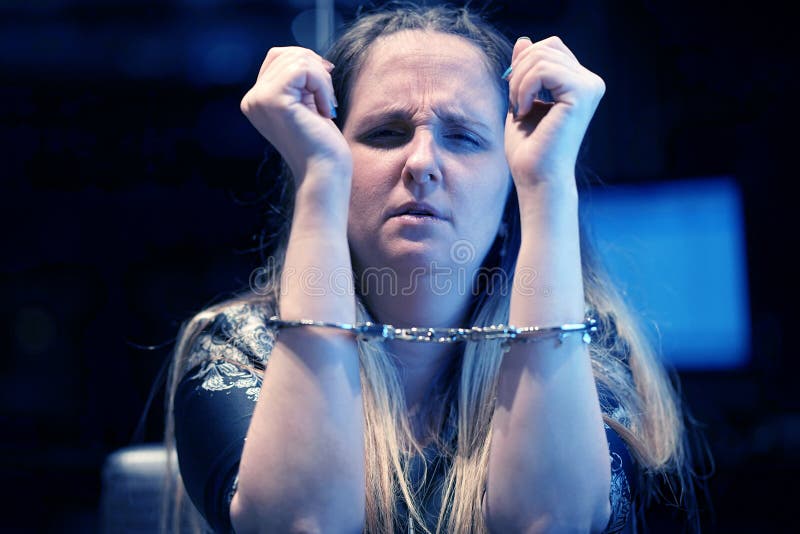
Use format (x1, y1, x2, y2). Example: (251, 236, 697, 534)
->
(588, 177, 751, 369)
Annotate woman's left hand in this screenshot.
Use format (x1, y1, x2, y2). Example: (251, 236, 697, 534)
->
(504, 36, 606, 192)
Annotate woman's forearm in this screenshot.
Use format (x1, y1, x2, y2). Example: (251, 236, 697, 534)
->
(232, 178, 365, 533)
(486, 183, 610, 533)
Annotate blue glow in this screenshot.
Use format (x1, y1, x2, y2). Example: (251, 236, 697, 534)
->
(585, 177, 751, 369)
(187, 27, 256, 85)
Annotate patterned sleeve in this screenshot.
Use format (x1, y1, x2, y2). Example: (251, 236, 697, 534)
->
(602, 423, 636, 533)
(598, 379, 637, 534)
(173, 302, 275, 533)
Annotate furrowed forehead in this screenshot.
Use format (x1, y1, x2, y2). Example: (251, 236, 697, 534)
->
(360, 30, 493, 78)
(345, 30, 505, 125)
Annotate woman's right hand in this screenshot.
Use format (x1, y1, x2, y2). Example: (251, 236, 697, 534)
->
(240, 47, 352, 192)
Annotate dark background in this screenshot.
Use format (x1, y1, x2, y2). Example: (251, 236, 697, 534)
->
(1, 0, 796, 531)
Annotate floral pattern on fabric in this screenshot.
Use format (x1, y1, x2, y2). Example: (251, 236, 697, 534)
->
(183, 302, 273, 403)
(604, 423, 633, 533)
(185, 301, 275, 370)
(191, 360, 262, 402)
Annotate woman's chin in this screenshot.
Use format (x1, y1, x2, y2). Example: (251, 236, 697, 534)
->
(383, 243, 449, 271)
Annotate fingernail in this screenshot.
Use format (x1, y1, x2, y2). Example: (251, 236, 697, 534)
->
(501, 65, 512, 80)
(518, 36, 532, 42)
(538, 88, 554, 103)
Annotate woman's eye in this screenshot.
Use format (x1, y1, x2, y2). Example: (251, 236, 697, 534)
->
(363, 128, 408, 147)
(372, 129, 405, 138)
(446, 131, 481, 147)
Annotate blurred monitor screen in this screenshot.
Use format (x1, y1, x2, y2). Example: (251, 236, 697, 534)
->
(585, 176, 750, 370)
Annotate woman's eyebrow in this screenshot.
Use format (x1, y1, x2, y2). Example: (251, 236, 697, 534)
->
(356, 106, 415, 127)
(432, 107, 492, 134)
(356, 105, 493, 133)
(356, 104, 415, 130)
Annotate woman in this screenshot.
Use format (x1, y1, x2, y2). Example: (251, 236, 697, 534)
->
(164, 3, 696, 533)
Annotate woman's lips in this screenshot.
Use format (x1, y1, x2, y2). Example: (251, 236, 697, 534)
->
(388, 200, 447, 220)
(392, 213, 446, 222)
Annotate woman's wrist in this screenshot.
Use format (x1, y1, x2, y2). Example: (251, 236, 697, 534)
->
(515, 179, 579, 230)
(511, 178, 584, 325)
(292, 173, 352, 231)
(514, 176, 577, 202)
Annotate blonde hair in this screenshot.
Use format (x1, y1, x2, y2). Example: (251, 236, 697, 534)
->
(162, 4, 697, 532)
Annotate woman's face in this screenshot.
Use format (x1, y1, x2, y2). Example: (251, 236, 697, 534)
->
(342, 30, 511, 282)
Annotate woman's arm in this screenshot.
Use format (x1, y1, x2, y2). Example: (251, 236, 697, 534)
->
(230, 47, 364, 533)
(486, 184, 610, 533)
(485, 36, 611, 533)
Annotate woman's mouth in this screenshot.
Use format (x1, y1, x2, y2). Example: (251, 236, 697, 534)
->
(389, 201, 447, 221)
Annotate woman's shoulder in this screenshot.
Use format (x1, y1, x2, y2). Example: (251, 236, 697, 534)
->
(183, 297, 277, 371)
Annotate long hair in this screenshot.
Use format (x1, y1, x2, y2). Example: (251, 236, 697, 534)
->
(163, 3, 700, 532)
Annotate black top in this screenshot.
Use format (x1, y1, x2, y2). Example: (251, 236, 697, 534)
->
(174, 303, 637, 533)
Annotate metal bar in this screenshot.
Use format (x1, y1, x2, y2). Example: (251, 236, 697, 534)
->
(315, 0, 334, 53)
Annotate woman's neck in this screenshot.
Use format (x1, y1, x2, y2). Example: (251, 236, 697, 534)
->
(390, 339, 459, 412)
(361, 273, 473, 327)
(361, 287, 469, 419)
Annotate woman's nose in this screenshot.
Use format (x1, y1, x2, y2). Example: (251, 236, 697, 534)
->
(402, 130, 442, 184)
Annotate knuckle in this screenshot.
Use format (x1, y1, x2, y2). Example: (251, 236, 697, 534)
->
(530, 58, 549, 75)
(545, 35, 564, 46)
(593, 74, 606, 94)
(524, 46, 542, 61)
(264, 46, 283, 63)
(289, 57, 312, 72)
(240, 89, 277, 115)
(527, 47, 549, 65)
